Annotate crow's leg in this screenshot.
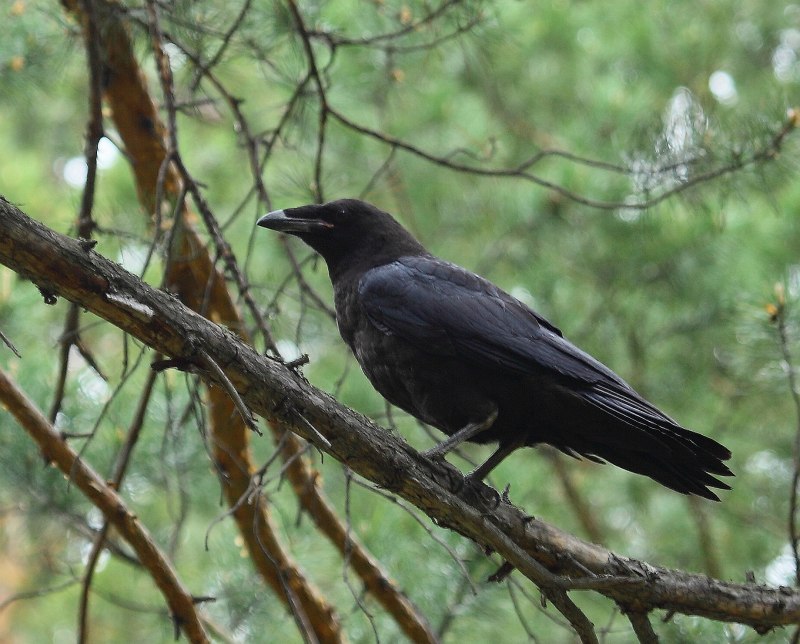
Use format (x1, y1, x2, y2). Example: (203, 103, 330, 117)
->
(466, 441, 522, 483)
(422, 408, 498, 461)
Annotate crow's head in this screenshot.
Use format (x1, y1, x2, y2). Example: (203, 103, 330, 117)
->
(257, 199, 426, 274)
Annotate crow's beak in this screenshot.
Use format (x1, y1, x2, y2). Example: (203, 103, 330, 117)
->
(257, 209, 333, 233)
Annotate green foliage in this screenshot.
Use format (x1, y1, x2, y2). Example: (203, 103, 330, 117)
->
(1, 0, 800, 641)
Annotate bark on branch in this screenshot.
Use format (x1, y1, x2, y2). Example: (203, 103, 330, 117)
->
(1, 196, 799, 633)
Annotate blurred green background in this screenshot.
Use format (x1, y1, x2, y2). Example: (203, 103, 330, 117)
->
(1, 0, 800, 641)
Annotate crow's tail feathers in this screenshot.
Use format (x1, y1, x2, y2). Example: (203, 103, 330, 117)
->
(559, 383, 733, 501)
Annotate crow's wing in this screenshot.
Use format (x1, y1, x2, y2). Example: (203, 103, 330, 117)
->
(359, 256, 730, 463)
(359, 255, 628, 388)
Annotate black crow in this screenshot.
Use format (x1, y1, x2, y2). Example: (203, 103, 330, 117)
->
(257, 199, 732, 500)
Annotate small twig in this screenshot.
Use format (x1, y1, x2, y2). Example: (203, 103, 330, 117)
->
(507, 581, 544, 642)
(281, 240, 337, 319)
(352, 476, 478, 596)
(77, 56, 102, 239)
(195, 347, 261, 435)
(488, 561, 515, 583)
(78, 522, 111, 644)
(189, 0, 253, 90)
(286, 0, 329, 204)
(294, 409, 332, 449)
(249, 500, 321, 644)
(49, 302, 80, 423)
(284, 354, 310, 369)
(545, 588, 598, 644)
(155, 351, 261, 436)
(202, 445, 284, 551)
(0, 326, 21, 358)
(770, 286, 800, 586)
(307, 0, 464, 48)
(0, 579, 80, 611)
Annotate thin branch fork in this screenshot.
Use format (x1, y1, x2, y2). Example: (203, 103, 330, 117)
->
(2, 199, 800, 633)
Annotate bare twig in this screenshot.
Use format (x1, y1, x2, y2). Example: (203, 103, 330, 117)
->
(0, 580, 80, 612)
(189, 0, 253, 90)
(327, 106, 797, 210)
(0, 326, 21, 358)
(286, 0, 329, 204)
(195, 347, 260, 434)
(307, 0, 471, 51)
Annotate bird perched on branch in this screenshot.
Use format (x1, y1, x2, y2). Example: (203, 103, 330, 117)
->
(257, 199, 732, 500)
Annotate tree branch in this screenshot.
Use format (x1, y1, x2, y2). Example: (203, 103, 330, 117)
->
(2, 198, 800, 634)
(0, 364, 209, 644)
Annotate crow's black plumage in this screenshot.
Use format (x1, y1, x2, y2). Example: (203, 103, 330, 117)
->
(257, 199, 733, 500)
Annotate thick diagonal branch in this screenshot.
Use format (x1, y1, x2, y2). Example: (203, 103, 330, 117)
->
(2, 198, 800, 632)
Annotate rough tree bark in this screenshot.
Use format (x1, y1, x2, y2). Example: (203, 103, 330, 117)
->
(2, 197, 799, 637)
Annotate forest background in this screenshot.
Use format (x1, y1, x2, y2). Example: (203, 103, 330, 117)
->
(1, 0, 800, 642)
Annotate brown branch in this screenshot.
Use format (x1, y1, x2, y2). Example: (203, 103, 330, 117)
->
(58, 2, 437, 640)
(62, 1, 342, 640)
(4, 199, 800, 635)
(78, 365, 159, 642)
(624, 609, 659, 644)
(0, 364, 209, 643)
